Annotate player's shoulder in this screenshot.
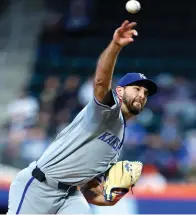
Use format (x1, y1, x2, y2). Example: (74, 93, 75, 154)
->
(87, 89, 121, 113)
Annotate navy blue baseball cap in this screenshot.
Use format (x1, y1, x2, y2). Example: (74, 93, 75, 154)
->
(117, 73, 158, 96)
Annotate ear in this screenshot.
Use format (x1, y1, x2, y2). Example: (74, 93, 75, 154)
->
(116, 86, 124, 100)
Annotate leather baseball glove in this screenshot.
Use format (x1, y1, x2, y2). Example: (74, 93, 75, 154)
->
(103, 160, 143, 202)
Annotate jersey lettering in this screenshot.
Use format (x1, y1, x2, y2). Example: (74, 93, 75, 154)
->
(98, 132, 122, 152)
(105, 135, 116, 144)
(98, 132, 111, 141)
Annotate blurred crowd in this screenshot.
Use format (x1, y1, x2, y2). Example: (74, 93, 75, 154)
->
(1, 72, 196, 184)
(0, 0, 195, 187)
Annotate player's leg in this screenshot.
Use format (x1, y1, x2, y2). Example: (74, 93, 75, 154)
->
(7, 169, 34, 214)
(56, 190, 92, 214)
(7, 167, 63, 214)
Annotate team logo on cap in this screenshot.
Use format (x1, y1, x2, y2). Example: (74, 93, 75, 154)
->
(139, 73, 147, 79)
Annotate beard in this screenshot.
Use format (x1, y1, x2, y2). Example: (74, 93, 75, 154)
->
(122, 93, 144, 116)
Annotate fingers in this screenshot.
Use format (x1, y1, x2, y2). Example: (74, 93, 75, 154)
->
(117, 27, 138, 36)
(125, 30, 138, 42)
(130, 29, 138, 36)
(121, 20, 129, 28)
(121, 20, 137, 30)
(128, 38, 134, 43)
(118, 28, 138, 37)
(114, 20, 138, 45)
(127, 22, 137, 30)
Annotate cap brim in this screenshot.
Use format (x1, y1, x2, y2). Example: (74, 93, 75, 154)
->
(128, 79, 158, 96)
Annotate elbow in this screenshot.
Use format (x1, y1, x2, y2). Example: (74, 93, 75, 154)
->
(101, 200, 118, 206)
(105, 201, 117, 206)
(87, 199, 117, 207)
(94, 75, 111, 91)
(93, 79, 110, 102)
(94, 78, 108, 89)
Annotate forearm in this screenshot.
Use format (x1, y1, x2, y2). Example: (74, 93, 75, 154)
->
(83, 190, 116, 206)
(82, 179, 117, 206)
(94, 41, 121, 101)
(93, 20, 137, 102)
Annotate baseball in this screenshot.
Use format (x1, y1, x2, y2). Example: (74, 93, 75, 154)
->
(125, 0, 141, 14)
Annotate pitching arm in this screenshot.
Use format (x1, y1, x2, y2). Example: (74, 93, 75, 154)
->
(94, 20, 138, 105)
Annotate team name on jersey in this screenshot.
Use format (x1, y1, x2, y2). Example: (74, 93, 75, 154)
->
(98, 131, 123, 152)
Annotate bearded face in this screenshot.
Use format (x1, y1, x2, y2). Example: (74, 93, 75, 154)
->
(121, 85, 148, 115)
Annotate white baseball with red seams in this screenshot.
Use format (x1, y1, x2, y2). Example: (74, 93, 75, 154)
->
(125, 0, 141, 14)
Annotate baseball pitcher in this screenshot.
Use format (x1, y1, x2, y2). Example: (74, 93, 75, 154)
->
(7, 20, 157, 214)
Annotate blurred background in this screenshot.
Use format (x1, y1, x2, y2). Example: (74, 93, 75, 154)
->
(0, 0, 196, 213)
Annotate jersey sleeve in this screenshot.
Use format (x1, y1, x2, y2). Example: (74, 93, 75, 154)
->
(95, 173, 106, 185)
(86, 89, 121, 119)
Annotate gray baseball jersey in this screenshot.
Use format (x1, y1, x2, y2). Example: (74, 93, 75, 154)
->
(7, 90, 126, 214)
(36, 90, 126, 186)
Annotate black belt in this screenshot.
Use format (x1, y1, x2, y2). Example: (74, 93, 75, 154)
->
(32, 167, 77, 194)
